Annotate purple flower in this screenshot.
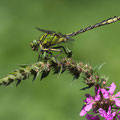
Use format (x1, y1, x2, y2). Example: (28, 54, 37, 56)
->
(116, 111, 120, 120)
(80, 94, 94, 116)
(99, 106, 116, 120)
(101, 82, 120, 107)
(80, 82, 120, 119)
(86, 114, 100, 120)
(80, 88, 101, 116)
(117, 115, 120, 120)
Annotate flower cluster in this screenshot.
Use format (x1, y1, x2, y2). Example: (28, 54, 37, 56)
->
(80, 82, 120, 120)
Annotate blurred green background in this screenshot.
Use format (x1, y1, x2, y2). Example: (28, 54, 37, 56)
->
(0, 0, 120, 120)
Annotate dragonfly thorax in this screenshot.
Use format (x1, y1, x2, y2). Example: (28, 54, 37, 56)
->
(39, 33, 67, 48)
(30, 33, 67, 52)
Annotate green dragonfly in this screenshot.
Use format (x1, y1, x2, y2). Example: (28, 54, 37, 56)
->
(30, 16, 120, 61)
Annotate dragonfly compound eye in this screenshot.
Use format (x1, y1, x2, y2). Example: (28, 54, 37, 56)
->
(30, 40, 39, 51)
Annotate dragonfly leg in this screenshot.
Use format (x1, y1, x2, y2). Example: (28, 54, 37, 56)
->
(48, 48, 62, 63)
(37, 50, 44, 61)
(38, 49, 54, 61)
(38, 46, 72, 61)
(50, 46, 72, 58)
(46, 51, 53, 60)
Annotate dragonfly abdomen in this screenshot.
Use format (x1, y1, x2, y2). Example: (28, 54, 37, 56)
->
(66, 16, 120, 37)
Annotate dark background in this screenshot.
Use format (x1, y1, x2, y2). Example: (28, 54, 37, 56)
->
(0, 0, 120, 120)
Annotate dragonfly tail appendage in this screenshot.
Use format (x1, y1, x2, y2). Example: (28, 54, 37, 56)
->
(66, 16, 120, 37)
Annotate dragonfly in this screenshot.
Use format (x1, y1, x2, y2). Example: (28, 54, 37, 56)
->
(30, 16, 120, 61)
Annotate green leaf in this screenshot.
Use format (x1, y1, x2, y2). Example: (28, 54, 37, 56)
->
(33, 72, 39, 82)
(42, 52, 47, 59)
(41, 70, 50, 80)
(51, 57, 57, 63)
(16, 80, 21, 87)
(57, 65, 63, 78)
(93, 63, 106, 73)
(19, 64, 28, 68)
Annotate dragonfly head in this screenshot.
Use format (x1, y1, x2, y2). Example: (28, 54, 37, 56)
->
(30, 40, 39, 51)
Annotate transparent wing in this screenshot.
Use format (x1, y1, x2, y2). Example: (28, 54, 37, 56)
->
(58, 32, 74, 41)
(36, 27, 56, 34)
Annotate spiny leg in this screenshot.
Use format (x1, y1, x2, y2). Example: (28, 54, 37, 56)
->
(51, 48, 62, 59)
(37, 48, 53, 61)
(47, 48, 63, 63)
(66, 16, 120, 37)
(50, 46, 72, 58)
(37, 47, 58, 61)
(37, 50, 43, 61)
(37, 43, 44, 61)
(38, 46, 72, 61)
(39, 47, 63, 62)
(45, 51, 53, 60)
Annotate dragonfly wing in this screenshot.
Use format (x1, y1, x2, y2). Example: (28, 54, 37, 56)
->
(63, 34, 74, 41)
(36, 27, 56, 34)
(58, 32, 74, 41)
(57, 32, 65, 37)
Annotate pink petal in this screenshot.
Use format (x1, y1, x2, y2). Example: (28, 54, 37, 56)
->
(107, 106, 112, 115)
(114, 98, 120, 107)
(101, 89, 110, 99)
(80, 108, 87, 116)
(115, 91, 120, 97)
(95, 88, 101, 101)
(99, 108, 107, 118)
(112, 111, 117, 117)
(84, 103, 93, 111)
(95, 94, 100, 101)
(108, 82, 116, 95)
(85, 94, 94, 103)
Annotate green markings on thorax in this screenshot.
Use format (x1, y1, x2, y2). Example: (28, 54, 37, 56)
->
(39, 33, 67, 48)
